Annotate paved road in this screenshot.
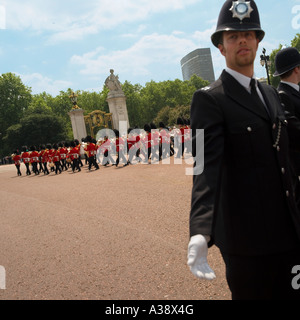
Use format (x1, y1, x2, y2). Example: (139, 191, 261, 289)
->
(0, 160, 230, 300)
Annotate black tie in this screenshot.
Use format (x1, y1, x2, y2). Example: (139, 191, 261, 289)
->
(250, 78, 270, 117)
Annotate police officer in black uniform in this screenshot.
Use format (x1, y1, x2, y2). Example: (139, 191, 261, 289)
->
(187, 0, 300, 300)
(274, 47, 300, 178)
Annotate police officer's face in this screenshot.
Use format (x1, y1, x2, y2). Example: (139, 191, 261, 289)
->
(218, 31, 259, 75)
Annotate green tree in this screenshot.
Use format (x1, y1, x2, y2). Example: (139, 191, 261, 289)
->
(189, 74, 210, 90)
(154, 106, 171, 127)
(28, 93, 53, 115)
(122, 81, 145, 127)
(291, 33, 300, 51)
(139, 76, 208, 125)
(152, 76, 208, 126)
(0, 73, 32, 129)
(29, 91, 73, 142)
(49, 89, 73, 122)
(0, 73, 32, 156)
(3, 113, 68, 151)
(155, 105, 191, 127)
(77, 88, 109, 114)
(140, 80, 165, 123)
(168, 105, 191, 126)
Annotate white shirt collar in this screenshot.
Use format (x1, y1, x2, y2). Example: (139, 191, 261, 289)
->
(281, 80, 299, 92)
(225, 67, 255, 93)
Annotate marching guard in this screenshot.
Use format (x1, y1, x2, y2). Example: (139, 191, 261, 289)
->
(113, 129, 128, 167)
(12, 150, 22, 176)
(142, 124, 152, 164)
(29, 146, 40, 175)
(150, 123, 160, 162)
(159, 122, 173, 159)
(52, 144, 62, 174)
(40, 144, 49, 175)
(127, 129, 141, 165)
(21, 146, 31, 176)
(69, 140, 81, 173)
(84, 136, 99, 171)
(99, 136, 114, 166)
(59, 142, 68, 171)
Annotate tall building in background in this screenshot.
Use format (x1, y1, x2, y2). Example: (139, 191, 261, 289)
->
(181, 48, 215, 83)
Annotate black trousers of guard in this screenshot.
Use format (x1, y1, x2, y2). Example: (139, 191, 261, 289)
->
(54, 161, 61, 174)
(115, 151, 127, 167)
(24, 163, 31, 175)
(102, 150, 115, 166)
(60, 159, 68, 171)
(15, 165, 21, 176)
(32, 162, 39, 175)
(72, 159, 81, 172)
(43, 162, 49, 175)
(88, 156, 99, 170)
(221, 250, 300, 300)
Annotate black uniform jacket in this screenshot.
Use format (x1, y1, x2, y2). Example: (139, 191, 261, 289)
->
(190, 70, 300, 256)
(277, 82, 300, 175)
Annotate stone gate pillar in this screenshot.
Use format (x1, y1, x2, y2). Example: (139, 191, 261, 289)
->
(105, 69, 130, 132)
(68, 92, 87, 141)
(68, 108, 87, 142)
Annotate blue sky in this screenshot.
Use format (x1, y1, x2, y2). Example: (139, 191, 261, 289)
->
(1, 0, 300, 96)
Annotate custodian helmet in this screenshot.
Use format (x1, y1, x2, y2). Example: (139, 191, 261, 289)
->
(274, 47, 300, 77)
(211, 0, 265, 47)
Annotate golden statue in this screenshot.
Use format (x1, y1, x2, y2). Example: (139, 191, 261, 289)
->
(69, 92, 80, 109)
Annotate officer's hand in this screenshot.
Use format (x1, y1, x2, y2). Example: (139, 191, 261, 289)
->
(187, 234, 216, 280)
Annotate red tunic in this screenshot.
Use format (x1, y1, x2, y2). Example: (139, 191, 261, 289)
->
(152, 130, 160, 146)
(160, 129, 170, 144)
(21, 152, 31, 164)
(52, 150, 60, 162)
(40, 150, 49, 163)
(179, 127, 185, 143)
(30, 151, 40, 163)
(143, 133, 152, 149)
(48, 149, 54, 163)
(100, 139, 110, 154)
(115, 138, 125, 153)
(85, 143, 97, 157)
(127, 137, 134, 150)
(59, 147, 68, 160)
(69, 147, 80, 160)
(12, 154, 21, 166)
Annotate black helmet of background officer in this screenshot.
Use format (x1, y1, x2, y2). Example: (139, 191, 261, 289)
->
(274, 47, 300, 77)
(211, 0, 265, 48)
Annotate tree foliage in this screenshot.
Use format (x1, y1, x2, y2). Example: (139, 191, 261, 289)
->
(0, 73, 32, 131)
(3, 113, 68, 153)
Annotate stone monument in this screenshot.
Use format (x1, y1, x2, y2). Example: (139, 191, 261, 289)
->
(105, 69, 130, 131)
(68, 92, 87, 141)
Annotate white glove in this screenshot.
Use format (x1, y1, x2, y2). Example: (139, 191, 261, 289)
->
(187, 234, 216, 280)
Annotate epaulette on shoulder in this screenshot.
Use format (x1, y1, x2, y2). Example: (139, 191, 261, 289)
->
(200, 79, 220, 92)
(200, 86, 211, 91)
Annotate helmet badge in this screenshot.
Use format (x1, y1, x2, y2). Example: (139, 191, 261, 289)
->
(230, 0, 253, 22)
